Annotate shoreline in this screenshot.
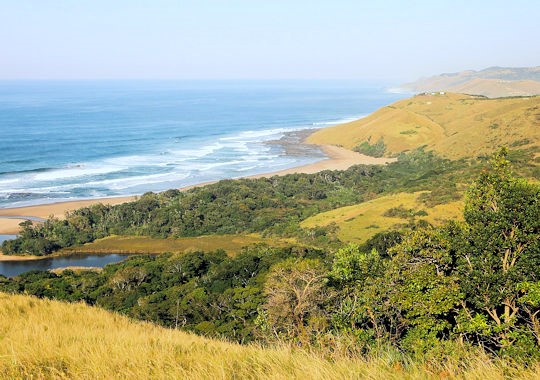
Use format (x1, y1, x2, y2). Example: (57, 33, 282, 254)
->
(0, 140, 393, 237)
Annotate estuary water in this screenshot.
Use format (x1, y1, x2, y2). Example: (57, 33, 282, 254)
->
(0, 80, 405, 208)
(0, 253, 130, 277)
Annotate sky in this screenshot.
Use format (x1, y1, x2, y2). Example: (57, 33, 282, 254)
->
(0, 0, 538, 81)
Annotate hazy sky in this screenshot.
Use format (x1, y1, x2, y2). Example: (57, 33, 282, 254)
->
(1, 0, 538, 81)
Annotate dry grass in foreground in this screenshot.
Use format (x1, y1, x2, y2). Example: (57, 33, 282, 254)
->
(1, 293, 539, 379)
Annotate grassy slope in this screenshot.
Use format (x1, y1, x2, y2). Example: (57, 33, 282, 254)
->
(1, 293, 537, 380)
(307, 93, 540, 159)
(400, 66, 540, 96)
(447, 78, 540, 98)
(60, 234, 294, 256)
(301, 191, 463, 243)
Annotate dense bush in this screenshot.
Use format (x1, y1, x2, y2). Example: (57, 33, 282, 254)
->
(323, 149, 540, 359)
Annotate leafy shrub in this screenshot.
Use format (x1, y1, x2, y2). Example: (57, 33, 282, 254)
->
(353, 138, 386, 157)
(399, 129, 418, 135)
(383, 206, 427, 219)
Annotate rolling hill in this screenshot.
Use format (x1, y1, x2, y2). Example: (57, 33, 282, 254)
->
(401, 66, 540, 97)
(301, 191, 463, 244)
(307, 92, 540, 160)
(446, 78, 540, 98)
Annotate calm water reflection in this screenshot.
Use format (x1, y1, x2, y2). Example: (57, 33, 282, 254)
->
(0, 253, 130, 277)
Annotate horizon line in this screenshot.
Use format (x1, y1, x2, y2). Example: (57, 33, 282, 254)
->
(0, 77, 406, 82)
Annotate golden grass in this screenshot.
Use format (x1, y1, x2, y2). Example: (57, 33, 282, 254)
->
(60, 234, 294, 256)
(1, 293, 538, 379)
(301, 192, 463, 243)
(307, 93, 540, 159)
(447, 78, 540, 98)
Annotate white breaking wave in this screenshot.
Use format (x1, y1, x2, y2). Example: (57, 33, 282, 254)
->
(0, 120, 350, 207)
(32, 164, 127, 181)
(312, 116, 365, 126)
(234, 165, 259, 172)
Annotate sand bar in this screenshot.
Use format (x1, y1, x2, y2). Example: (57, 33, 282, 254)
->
(0, 254, 43, 261)
(0, 219, 26, 235)
(0, 144, 394, 235)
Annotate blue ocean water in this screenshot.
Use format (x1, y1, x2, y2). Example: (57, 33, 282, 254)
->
(0, 80, 405, 208)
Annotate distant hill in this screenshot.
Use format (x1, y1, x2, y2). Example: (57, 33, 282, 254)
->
(401, 66, 540, 97)
(447, 78, 540, 98)
(307, 92, 540, 159)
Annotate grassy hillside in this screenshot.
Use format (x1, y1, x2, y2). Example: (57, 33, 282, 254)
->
(1, 293, 538, 380)
(307, 92, 540, 159)
(401, 66, 540, 97)
(301, 191, 463, 243)
(447, 78, 540, 98)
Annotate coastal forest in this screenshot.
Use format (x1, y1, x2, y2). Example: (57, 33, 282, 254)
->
(1, 93, 540, 378)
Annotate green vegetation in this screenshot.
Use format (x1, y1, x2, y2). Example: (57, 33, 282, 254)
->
(301, 191, 463, 243)
(417, 183, 463, 207)
(1, 246, 325, 342)
(2, 149, 539, 366)
(383, 205, 427, 218)
(353, 137, 386, 157)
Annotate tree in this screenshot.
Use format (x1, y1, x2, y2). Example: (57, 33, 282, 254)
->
(330, 243, 390, 347)
(456, 148, 540, 352)
(331, 243, 385, 285)
(386, 225, 463, 355)
(262, 258, 331, 342)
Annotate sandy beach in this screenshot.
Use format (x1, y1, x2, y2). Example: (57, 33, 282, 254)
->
(0, 143, 393, 235)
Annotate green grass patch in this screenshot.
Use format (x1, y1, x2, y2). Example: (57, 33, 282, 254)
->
(61, 234, 293, 256)
(301, 191, 463, 243)
(399, 129, 418, 135)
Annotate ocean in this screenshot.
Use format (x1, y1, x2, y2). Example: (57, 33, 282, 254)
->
(0, 80, 405, 208)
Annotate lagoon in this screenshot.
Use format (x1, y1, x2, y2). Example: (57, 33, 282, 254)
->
(0, 253, 130, 277)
